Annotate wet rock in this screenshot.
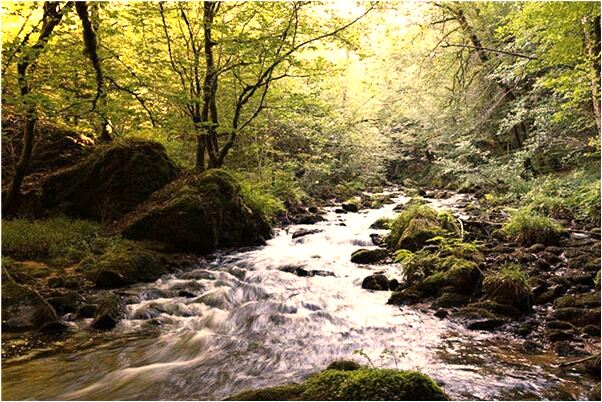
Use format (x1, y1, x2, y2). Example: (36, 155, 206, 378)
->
(585, 354, 601, 377)
(77, 303, 97, 319)
(1, 271, 64, 332)
(554, 292, 600, 309)
(279, 265, 334, 278)
(434, 309, 449, 319)
(464, 300, 522, 318)
(534, 284, 566, 305)
(546, 329, 574, 342)
(369, 233, 386, 246)
(582, 324, 601, 337)
(291, 228, 323, 239)
(46, 275, 65, 288)
(434, 292, 469, 308)
(553, 341, 587, 357)
(589, 383, 601, 401)
(180, 269, 216, 281)
(537, 251, 563, 266)
(41, 139, 179, 221)
(388, 279, 400, 291)
(326, 360, 361, 371)
(369, 218, 390, 230)
(46, 291, 84, 315)
(546, 320, 575, 330)
(295, 213, 325, 225)
(467, 319, 506, 331)
(351, 248, 388, 264)
(521, 340, 542, 354)
(91, 293, 125, 330)
(361, 274, 390, 291)
(341, 203, 359, 213)
(528, 244, 546, 253)
(120, 169, 272, 254)
(387, 287, 424, 306)
(555, 307, 601, 327)
(334, 208, 347, 214)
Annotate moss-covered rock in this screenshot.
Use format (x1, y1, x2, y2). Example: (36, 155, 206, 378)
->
(119, 169, 271, 254)
(41, 139, 179, 221)
(351, 248, 388, 264)
(78, 241, 167, 288)
(554, 292, 601, 309)
(418, 259, 481, 296)
(361, 274, 390, 291)
(228, 368, 448, 401)
(326, 360, 361, 371)
(555, 307, 601, 327)
(387, 205, 458, 252)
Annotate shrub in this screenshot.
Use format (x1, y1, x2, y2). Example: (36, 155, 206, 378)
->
(1, 217, 114, 267)
(500, 208, 563, 246)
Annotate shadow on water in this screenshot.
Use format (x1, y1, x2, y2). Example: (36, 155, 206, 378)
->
(1, 190, 595, 400)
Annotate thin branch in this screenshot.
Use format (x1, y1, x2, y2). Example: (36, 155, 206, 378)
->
(442, 43, 538, 60)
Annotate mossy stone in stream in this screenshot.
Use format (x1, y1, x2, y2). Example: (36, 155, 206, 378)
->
(418, 259, 481, 296)
(78, 241, 167, 288)
(387, 205, 459, 252)
(120, 169, 271, 254)
(227, 368, 449, 401)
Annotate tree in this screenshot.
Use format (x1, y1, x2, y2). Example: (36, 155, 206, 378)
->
(4, 1, 72, 215)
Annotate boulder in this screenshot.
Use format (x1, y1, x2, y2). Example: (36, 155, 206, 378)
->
(1, 270, 63, 332)
(91, 292, 125, 330)
(41, 139, 179, 221)
(482, 271, 533, 313)
(120, 169, 271, 254)
(351, 248, 388, 264)
(387, 287, 424, 306)
(369, 218, 390, 230)
(341, 203, 359, 213)
(291, 228, 322, 239)
(78, 241, 167, 288)
(434, 292, 470, 308)
(361, 274, 390, 291)
(418, 261, 481, 296)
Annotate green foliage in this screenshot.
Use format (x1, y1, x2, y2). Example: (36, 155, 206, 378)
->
(500, 208, 564, 246)
(236, 174, 286, 223)
(1, 217, 115, 267)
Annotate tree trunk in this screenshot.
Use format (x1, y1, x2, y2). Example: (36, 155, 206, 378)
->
(75, 1, 111, 142)
(442, 4, 528, 146)
(4, 2, 71, 216)
(200, 1, 220, 170)
(583, 14, 601, 133)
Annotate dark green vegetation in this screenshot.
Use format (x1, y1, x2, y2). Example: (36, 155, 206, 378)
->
(228, 365, 448, 401)
(1, 1, 600, 400)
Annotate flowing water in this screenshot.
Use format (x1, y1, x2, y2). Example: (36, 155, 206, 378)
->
(1, 191, 594, 400)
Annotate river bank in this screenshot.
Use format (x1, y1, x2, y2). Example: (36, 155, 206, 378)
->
(2, 187, 600, 400)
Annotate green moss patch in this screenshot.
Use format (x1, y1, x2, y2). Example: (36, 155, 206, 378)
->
(228, 367, 448, 401)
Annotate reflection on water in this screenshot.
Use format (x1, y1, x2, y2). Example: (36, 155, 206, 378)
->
(1, 191, 594, 400)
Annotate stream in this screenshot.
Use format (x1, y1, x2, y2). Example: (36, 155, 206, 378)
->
(1, 190, 594, 400)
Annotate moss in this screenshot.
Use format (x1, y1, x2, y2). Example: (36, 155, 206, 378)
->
(596, 271, 601, 291)
(482, 264, 532, 313)
(500, 208, 563, 246)
(554, 292, 601, 308)
(387, 205, 459, 252)
(227, 383, 306, 401)
(370, 217, 391, 230)
(418, 259, 481, 296)
(41, 139, 179, 221)
(78, 240, 166, 288)
(228, 368, 448, 401)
